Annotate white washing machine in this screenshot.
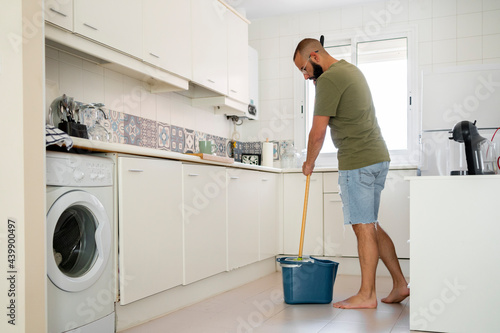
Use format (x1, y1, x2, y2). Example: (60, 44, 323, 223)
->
(46, 151, 115, 333)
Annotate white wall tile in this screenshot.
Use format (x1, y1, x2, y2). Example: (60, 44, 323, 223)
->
(457, 13, 483, 37)
(457, 36, 483, 62)
(483, 34, 500, 59)
(319, 9, 342, 32)
(363, 2, 389, 27)
(260, 18, 280, 39)
(45, 57, 59, 83)
(457, 0, 482, 14)
(432, 39, 457, 64)
(259, 79, 280, 101)
(104, 74, 123, 113)
(122, 76, 142, 117)
(259, 58, 280, 80)
(419, 41, 433, 65)
(82, 60, 103, 76)
(483, 0, 500, 11)
(279, 78, 293, 99)
(45, 46, 59, 60)
(259, 37, 280, 60)
(279, 14, 300, 37)
(59, 62, 83, 102)
(433, 16, 457, 40)
(156, 93, 171, 124)
(140, 84, 156, 120)
(414, 19, 433, 42)
(258, 99, 280, 121)
(82, 70, 104, 104)
(299, 11, 320, 35)
(409, 0, 433, 20)
(389, 0, 410, 24)
(483, 10, 500, 34)
(433, 0, 457, 17)
(58, 52, 82, 68)
(279, 57, 294, 79)
(279, 35, 295, 59)
(341, 6, 363, 30)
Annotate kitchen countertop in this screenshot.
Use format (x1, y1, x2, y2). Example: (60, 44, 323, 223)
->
(70, 137, 418, 173)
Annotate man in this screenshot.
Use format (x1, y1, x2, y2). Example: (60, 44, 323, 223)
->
(293, 38, 409, 309)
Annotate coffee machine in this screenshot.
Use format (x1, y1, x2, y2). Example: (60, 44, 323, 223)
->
(449, 120, 496, 175)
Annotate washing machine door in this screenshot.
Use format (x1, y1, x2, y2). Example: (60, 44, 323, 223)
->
(47, 190, 111, 292)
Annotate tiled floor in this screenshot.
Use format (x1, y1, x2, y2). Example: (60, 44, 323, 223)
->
(122, 272, 415, 333)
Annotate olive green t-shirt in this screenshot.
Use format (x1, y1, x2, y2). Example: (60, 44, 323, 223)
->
(314, 59, 390, 170)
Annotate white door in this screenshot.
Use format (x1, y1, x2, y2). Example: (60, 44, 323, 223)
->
(46, 190, 111, 292)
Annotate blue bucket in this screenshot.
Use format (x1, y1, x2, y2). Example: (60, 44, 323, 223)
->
(277, 257, 339, 304)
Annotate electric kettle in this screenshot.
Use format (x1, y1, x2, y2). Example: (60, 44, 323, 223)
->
(449, 120, 497, 175)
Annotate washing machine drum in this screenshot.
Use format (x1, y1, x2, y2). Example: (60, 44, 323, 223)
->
(47, 190, 111, 292)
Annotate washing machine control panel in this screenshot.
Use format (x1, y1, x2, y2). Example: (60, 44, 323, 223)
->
(47, 152, 114, 187)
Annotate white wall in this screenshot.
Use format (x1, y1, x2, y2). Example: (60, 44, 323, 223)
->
(246, 0, 500, 147)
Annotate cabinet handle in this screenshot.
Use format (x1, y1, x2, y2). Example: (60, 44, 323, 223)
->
(230, 176, 239, 179)
(230, 89, 238, 93)
(188, 173, 199, 176)
(49, 7, 67, 17)
(261, 178, 269, 181)
(207, 79, 215, 84)
(83, 23, 98, 31)
(128, 169, 144, 172)
(149, 52, 160, 58)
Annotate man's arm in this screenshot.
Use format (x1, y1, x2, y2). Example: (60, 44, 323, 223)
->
(302, 115, 330, 176)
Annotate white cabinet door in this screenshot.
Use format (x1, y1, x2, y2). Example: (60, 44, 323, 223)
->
(378, 169, 415, 259)
(227, 169, 259, 269)
(45, 0, 73, 31)
(118, 157, 183, 305)
(323, 193, 358, 257)
(142, 0, 192, 80)
(183, 164, 227, 284)
(226, 12, 249, 104)
(283, 173, 323, 255)
(259, 172, 279, 260)
(191, 0, 228, 94)
(74, 0, 142, 58)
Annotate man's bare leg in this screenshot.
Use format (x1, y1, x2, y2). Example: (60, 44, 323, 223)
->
(376, 225, 410, 303)
(333, 223, 379, 309)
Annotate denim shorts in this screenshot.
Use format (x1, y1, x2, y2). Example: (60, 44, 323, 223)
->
(338, 161, 389, 225)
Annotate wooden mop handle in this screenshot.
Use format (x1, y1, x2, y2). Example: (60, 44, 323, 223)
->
(298, 174, 311, 259)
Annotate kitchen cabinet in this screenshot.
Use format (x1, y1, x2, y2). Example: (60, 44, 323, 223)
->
(45, 0, 73, 31)
(142, 0, 192, 80)
(74, 0, 142, 58)
(191, 0, 228, 95)
(259, 172, 279, 260)
(283, 173, 323, 255)
(226, 11, 249, 104)
(409, 176, 500, 332)
(117, 156, 183, 305)
(323, 172, 358, 257)
(227, 169, 260, 269)
(183, 164, 227, 284)
(378, 169, 415, 258)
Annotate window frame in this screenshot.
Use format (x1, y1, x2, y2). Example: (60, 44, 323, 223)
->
(294, 27, 419, 167)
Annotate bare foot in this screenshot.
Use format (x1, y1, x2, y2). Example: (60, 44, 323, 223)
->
(381, 286, 410, 304)
(333, 293, 378, 309)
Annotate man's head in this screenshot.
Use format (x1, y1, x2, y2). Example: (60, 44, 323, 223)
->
(293, 38, 335, 83)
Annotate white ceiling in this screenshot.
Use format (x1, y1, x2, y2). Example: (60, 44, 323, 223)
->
(229, 0, 383, 20)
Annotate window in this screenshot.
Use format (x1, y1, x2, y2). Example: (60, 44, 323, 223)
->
(304, 34, 414, 161)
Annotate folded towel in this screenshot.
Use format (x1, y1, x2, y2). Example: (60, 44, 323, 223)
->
(46, 124, 73, 150)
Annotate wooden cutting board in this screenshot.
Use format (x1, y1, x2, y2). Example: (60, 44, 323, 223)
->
(186, 153, 234, 164)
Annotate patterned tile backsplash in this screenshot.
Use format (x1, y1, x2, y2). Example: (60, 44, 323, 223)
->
(99, 109, 289, 163)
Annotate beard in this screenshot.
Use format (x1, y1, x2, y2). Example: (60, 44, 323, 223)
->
(310, 62, 324, 84)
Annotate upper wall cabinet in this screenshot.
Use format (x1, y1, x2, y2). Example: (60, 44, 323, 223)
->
(191, 0, 229, 95)
(227, 11, 249, 104)
(45, 0, 73, 31)
(74, 0, 142, 59)
(142, 0, 192, 80)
